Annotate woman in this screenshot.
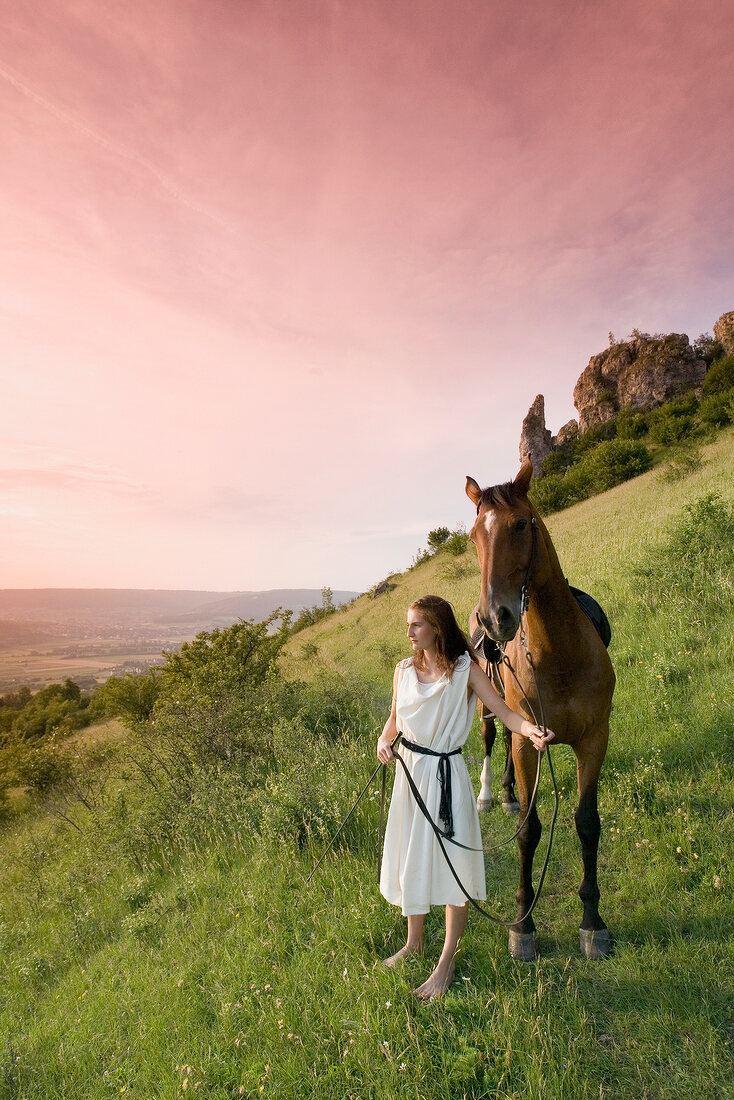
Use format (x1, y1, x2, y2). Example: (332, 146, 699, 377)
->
(376, 595, 554, 1000)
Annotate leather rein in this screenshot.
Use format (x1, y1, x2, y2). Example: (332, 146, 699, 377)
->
(309, 509, 559, 930)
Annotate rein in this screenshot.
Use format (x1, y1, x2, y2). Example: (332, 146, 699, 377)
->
(308, 628, 559, 931)
(308, 510, 558, 925)
(382, 640, 559, 929)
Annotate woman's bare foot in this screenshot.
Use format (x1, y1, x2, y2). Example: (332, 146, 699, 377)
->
(383, 943, 421, 968)
(413, 955, 456, 1000)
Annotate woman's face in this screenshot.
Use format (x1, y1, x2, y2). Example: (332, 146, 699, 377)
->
(406, 608, 438, 652)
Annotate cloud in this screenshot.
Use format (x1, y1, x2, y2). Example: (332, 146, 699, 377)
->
(0, 464, 142, 495)
(0, 59, 229, 229)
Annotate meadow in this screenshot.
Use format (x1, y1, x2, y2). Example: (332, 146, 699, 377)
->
(1, 431, 733, 1099)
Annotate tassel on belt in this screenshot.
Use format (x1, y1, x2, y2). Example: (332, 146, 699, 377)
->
(400, 738, 462, 839)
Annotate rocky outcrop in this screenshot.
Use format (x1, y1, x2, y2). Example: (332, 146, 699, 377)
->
(714, 311, 734, 356)
(573, 333, 706, 431)
(554, 419, 578, 448)
(519, 394, 553, 472)
(518, 311, 730, 477)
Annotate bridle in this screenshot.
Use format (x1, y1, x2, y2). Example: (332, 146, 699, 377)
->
(520, 514, 539, 619)
(473, 502, 539, 639)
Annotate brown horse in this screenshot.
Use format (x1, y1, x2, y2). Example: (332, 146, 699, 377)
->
(466, 459, 615, 960)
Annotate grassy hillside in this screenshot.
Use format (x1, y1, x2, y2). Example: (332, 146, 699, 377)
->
(285, 428, 734, 690)
(1, 430, 733, 1100)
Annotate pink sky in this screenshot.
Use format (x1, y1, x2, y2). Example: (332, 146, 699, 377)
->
(1, 0, 733, 591)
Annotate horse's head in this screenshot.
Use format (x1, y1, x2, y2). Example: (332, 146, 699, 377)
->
(466, 459, 541, 643)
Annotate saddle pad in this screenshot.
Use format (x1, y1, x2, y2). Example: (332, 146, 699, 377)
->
(569, 586, 612, 648)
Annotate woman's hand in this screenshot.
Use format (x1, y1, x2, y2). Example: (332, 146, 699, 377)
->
(377, 731, 398, 764)
(522, 723, 555, 753)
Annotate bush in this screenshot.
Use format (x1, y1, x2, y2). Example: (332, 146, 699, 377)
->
(615, 405, 649, 439)
(6, 681, 90, 741)
(427, 527, 451, 551)
(571, 420, 617, 459)
(698, 389, 734, 427)
(530, 467, 593, 514)
(290, 672, 387, 743)
(444, 526, 469, 556)
(93, 671, 161, 725)
(531, 439, 651, 515)
(290, 590, 337, 634)
(656, 443, 705, 483)
(156, 614, 289, 710)
(585, 438, 653, 491)
(694, 333, 725, 364)
(648, 399, 698, 443)
(411, 547, 431, 568)
(702, 354, 734, 396)
(540, 449, 573, 476)
(16, 742, 74, 794)
(637, 493, 734, 622)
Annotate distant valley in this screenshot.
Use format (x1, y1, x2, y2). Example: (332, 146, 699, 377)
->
(0, 588, 360, 691)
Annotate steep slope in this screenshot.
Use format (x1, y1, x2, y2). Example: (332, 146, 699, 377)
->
(284, 428, 734, 687)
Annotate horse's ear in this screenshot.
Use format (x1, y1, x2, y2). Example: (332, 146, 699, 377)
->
(466, 476, 482, 508)
(513, 459, 533, 497)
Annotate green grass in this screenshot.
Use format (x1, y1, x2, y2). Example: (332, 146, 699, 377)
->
(1, 429, 734, 1099)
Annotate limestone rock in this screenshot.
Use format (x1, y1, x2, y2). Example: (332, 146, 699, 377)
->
(519, 394, 552, 473)
(713, 311, 734, 356)
(573, 333, 706, 431)
(371, 579, 396, 599)
(554, 419, 579, 448)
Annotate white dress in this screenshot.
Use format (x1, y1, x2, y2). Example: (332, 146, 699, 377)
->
(379, 652, 486, 916)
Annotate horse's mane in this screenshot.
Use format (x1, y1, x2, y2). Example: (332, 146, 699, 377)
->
(478, 480, 526, 509)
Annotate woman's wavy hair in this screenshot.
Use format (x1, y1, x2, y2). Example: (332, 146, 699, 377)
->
(409, 595, 476, 679)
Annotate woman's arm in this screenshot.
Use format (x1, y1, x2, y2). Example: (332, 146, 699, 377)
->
(376, 663, 401, 764)
(468, 661, 555, 752)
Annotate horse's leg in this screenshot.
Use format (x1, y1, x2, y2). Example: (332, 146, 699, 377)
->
(509, 738, 542, 961)
(500, 725, 520, 815)
(477, 708, 497, 812)
(574, 735, 612, 959)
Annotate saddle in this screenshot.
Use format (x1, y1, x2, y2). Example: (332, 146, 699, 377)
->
(568, 586, 612, 648)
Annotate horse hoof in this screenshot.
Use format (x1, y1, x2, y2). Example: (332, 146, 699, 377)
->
(580, 927, 612, 959)
(508, 930, 537, 961)
(503, 799, 520, 816)
(477, 796, 494, 812)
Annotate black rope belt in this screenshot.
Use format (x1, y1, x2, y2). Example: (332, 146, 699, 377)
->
(400, 738, 462, 839)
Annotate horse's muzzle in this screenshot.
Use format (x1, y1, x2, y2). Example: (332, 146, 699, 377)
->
(478, 606, 519, 644)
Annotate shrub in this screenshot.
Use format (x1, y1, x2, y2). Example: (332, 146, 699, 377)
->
(698, 389, 734, 427)
(694, 332, 725, 364)
(290, 589, 338, 634)
(427, 527, 451, 551)
(157, 613, 289, 710)
(540, 450, 572, 476)
(656, 443, 704, 483)
(93, 670, 161, 725)
(647, 396, 699, 444)
(530, 469, 592, 514)
(637, 493, 734, 623)
(571, 420, 617, 459)
(444, 526, 469, 555)
(702, 355, 734, 397)
(8, 682, 89, 741)
(615, 405, 649, 439)
(585, 438, 652, 491)
(531, 439, 651, 515)
(16, 742, 74, 794)
(411, 547, 431, 568)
